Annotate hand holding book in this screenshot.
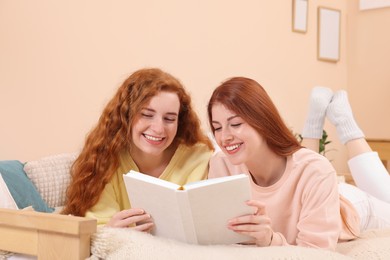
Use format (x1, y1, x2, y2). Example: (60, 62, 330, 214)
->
(123, 171, 254, 245)
(228, 200, 275, 246)
(105, 208, 154, 231)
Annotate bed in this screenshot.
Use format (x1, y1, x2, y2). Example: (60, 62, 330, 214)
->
(1, 153, 390, 259)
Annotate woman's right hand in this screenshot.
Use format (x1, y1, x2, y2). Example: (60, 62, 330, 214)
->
(106, 208, 154, 231)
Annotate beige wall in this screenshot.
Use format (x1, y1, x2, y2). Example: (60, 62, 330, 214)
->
(347, 3, 390, 139)
(1, 1, 389, 173)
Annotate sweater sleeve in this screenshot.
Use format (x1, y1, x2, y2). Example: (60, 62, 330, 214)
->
(85, 181, 120, 225)
(208, 151, 248, 179)
(85, 164, 131, 226)
(295, 167, 342, 250)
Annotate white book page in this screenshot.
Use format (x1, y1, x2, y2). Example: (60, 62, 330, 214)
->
(127, 170, 181, 190)
(123, 171, 188, 242)
(186, 174, 254, 244)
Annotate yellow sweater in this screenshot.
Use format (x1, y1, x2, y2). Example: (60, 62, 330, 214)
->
(85, 143, 213, 225)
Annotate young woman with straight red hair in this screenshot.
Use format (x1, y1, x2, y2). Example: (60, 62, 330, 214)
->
(207, 77, 390, 250)
(62, 68, 213, 229)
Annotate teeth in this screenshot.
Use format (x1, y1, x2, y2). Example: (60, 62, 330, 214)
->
(226, 144, 240, 151)
(144, 134, 163, 141)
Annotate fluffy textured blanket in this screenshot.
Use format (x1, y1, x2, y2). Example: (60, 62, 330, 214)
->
(88, 227, 390, 260)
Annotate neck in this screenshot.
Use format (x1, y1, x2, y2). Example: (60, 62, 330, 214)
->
(246, 150, 287, 187)
(130, 145, 176, 178)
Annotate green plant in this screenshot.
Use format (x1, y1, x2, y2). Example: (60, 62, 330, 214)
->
(295, 130, 332, 156)
(319, 130, 331, 156)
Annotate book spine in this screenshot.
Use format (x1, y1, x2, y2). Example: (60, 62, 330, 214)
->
(176, 191, 198, 244)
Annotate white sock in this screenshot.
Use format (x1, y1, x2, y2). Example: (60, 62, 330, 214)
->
(302, 86, 333, 139)
(326, 90, 364, 144)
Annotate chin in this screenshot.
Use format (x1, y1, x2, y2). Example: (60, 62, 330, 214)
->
(138, 145, 166, 155)
(225, 154, 245, 165)
(229, 159, 244, 165)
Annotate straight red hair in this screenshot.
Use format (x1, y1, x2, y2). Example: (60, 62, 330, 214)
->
(208, 77, 301, 156)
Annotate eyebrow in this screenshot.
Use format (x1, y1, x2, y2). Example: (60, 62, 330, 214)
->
(166, 112, 178, 116)
(212, 115, 240, 124)
(227, 115, 240, 121)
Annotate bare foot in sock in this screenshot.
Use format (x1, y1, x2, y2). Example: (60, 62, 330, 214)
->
(302, 86, 333, 139)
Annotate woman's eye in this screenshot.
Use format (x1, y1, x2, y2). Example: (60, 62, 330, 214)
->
(141, 113, 153, 118)
(231, 123, 242, 127)
(164, 117, 177, 122)
(214, 127, 222, 132)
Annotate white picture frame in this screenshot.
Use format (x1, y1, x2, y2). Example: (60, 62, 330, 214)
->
(317, 7, 341, 62)
(292, 0, 308, 33)
(360, 0, 390, 10)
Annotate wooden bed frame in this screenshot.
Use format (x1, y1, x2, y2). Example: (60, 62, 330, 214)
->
(367, 138, 390, 171)
(0, 208, 96, 259)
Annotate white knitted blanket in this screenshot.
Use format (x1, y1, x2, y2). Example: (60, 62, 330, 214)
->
(88, 228, 390, 260)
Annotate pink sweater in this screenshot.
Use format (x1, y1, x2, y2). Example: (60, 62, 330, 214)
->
(209, 148, 360, 250)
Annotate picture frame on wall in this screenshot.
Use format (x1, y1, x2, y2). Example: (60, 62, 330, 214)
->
(360, 0, 390, 10)
(292, 0, 308, 33)
(317, 7, 341, 62)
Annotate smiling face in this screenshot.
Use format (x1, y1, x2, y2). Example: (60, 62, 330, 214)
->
(211, 103, 267, 165)
(131, 91, 180, 157)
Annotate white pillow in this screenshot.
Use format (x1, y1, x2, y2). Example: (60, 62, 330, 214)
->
(23, 153, 78, 208)
(0, 172, 18, 209)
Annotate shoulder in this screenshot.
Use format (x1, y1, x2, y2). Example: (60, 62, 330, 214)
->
(173, 143, 213, 166)
(178, 143, 213, 157)
(290, 148, 337, 188)
(292, 148, 335, 173)
(209, 151, 248, 178)
(209, 151, 229, 167)
(117, 150, 136, 174)
(164, 143, 212, 183)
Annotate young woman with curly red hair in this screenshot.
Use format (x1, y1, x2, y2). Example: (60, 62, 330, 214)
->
(62, 68, 213, 229)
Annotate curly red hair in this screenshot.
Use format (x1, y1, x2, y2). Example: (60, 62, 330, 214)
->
(63, 68, 212, 216)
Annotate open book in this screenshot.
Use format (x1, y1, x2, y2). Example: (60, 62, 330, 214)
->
(123, 171, 254, 245)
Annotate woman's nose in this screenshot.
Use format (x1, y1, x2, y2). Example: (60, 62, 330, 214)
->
(150, 118, 164, 133)
(221, 129, 233, 143)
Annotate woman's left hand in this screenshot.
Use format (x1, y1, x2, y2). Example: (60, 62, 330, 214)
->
(227, 200, 274, 247)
